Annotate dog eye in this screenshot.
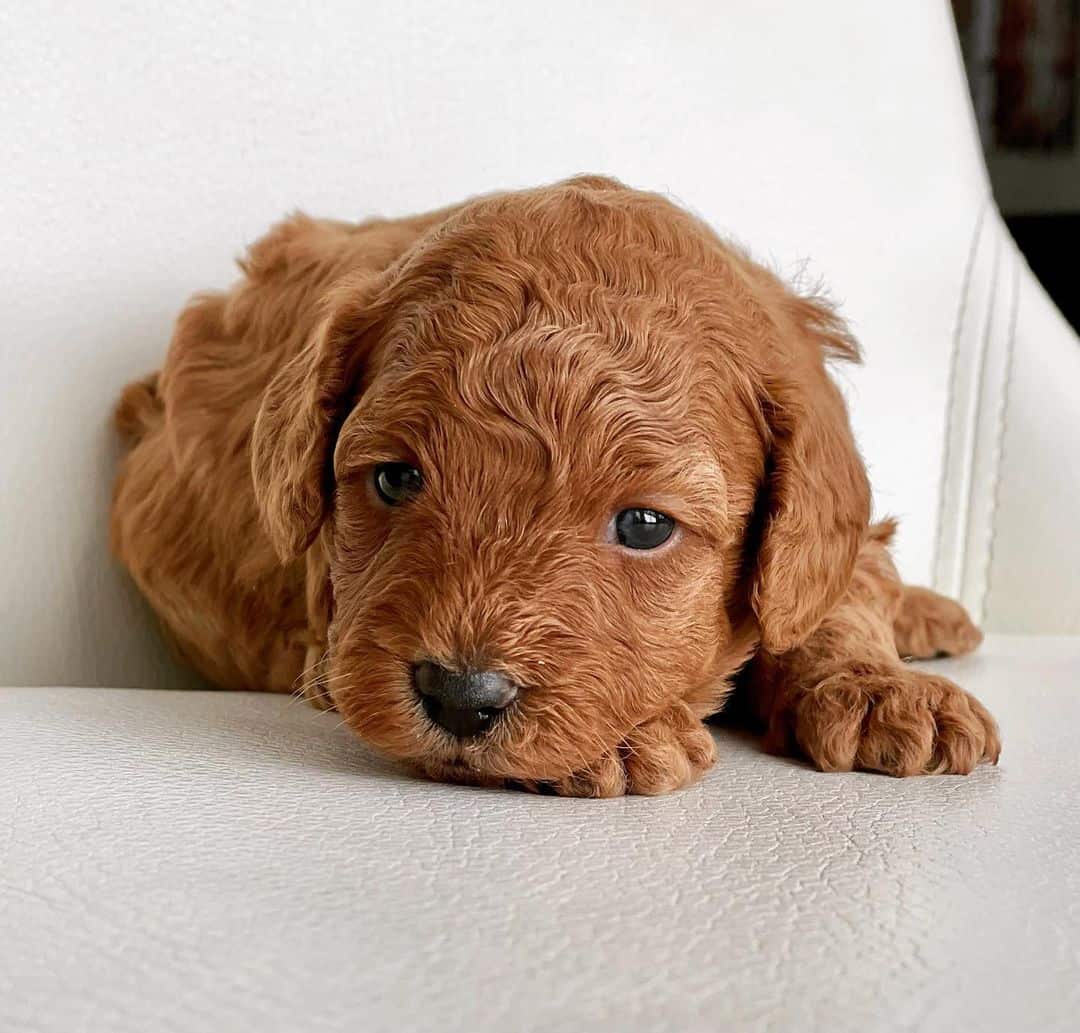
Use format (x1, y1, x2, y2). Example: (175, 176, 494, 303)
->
(614, 508, 676, 550)
(374, 463, 423, 505)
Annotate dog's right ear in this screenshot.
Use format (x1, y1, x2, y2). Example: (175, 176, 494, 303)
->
(251, 272, 387, 563)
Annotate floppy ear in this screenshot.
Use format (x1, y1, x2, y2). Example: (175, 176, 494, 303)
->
(251, 273, 386, 563)
(750, 294, 872, 654)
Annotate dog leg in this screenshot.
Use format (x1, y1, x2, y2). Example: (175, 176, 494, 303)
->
(749, 536, 999, 776)
(893, 585, 983, 659)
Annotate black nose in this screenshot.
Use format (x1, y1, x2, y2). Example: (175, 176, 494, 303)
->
(412, 662, 518, 738)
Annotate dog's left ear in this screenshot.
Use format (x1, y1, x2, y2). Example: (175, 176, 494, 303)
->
(251, 272, 387, 563)
(750, 291, 872, 654)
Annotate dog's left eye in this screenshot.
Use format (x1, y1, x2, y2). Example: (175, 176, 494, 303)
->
(374, 463, 423, 505)
(614, 508, 676, 550)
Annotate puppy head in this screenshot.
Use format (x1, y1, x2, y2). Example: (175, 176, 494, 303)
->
(252, 177, 870, 784)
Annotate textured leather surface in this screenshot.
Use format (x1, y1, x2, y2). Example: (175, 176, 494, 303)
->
(2, 635, 1078, 1033)
(9, 0, 1080, 689)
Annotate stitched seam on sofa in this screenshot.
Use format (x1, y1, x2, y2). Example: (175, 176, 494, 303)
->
(959, 224, 1003, 614)
(980, 250, 1021, 627)
(932, 195, 989, 595)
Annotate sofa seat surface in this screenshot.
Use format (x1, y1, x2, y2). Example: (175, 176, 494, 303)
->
(2, 635, 1077, 1033)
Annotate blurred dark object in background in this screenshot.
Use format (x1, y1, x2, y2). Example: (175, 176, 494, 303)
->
(953, 1, 1079, 331)
(996, 0, 1075, 149)
(955, 0, 1077, 151)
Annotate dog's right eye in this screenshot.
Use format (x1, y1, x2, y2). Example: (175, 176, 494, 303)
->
(373, 463, 423, 505)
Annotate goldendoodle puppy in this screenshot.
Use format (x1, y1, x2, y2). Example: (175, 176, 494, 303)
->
(111, 175, 998, 795)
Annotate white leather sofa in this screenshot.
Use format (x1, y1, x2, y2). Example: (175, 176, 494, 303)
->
(2, 2, 1078, 1031)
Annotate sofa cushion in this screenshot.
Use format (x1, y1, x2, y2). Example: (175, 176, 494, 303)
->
(2, 634, 1077, 1032)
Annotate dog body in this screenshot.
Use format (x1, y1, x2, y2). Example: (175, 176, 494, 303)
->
(111, 177, 998, 795)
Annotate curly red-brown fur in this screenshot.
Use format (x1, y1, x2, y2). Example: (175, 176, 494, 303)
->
(110, 176, 998, 795)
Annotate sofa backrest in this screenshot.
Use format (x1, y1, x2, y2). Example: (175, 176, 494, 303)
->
(0, 1, 1013, 686)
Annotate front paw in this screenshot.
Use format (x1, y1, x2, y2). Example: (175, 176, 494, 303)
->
(768, 668, 1000, 776)
(520, 702, 717, 798)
